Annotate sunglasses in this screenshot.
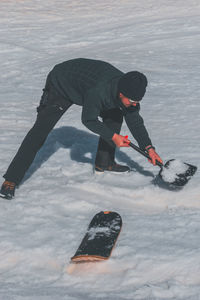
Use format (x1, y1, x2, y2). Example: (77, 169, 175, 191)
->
(128, 99, 139, 104)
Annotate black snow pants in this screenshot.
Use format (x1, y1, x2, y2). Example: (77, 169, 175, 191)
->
(3, 77, 123, 185)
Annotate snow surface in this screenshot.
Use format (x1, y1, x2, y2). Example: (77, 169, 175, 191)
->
(0, 0, 200, 299)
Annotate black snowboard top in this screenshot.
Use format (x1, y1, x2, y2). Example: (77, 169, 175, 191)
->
(48, 58, 152, 149)
(71, 211, 122, 262)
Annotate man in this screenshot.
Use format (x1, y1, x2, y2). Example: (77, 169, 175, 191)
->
(0, 58, 162, 199)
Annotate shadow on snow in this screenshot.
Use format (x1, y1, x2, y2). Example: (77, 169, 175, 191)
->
(22, 126, 154, 184)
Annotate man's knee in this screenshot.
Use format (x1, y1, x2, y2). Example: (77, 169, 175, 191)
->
(102, 108, 123, 123)
(113, 109, 123, 124)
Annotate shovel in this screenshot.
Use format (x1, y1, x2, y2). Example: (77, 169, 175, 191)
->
(128, 141, 197, 188)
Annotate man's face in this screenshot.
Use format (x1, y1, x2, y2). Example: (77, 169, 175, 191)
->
(119, 93, 139, 108)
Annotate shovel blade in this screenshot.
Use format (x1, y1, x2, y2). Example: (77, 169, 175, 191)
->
(159, 159, 197, 187)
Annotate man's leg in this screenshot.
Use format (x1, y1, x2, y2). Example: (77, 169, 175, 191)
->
(3, 86, 72, 186)
(95, 108, 129, 172)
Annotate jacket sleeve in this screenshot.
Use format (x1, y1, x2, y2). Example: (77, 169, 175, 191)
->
(124, 105, 152, 150)
(81, 89, 115, 140)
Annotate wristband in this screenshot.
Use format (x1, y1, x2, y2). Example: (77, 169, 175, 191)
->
(145, 145, 155, 151)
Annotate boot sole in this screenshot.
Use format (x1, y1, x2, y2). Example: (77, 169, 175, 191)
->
(0, 192, 13, 200)
(94, 169, 131, 175)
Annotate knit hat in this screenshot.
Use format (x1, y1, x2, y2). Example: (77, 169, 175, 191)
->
(118, 71, 148, 101)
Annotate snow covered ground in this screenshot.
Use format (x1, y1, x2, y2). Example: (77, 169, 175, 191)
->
(0, 0, 200, 299)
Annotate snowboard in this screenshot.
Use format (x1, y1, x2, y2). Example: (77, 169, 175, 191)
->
(71, 211, 122, 262)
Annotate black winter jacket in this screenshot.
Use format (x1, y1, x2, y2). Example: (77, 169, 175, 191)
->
(48, 58, 152, 149)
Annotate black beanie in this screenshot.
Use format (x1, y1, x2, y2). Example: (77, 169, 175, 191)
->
(118, 71, 148, 101)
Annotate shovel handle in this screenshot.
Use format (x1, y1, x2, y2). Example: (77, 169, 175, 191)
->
(129, 142, 163, 168)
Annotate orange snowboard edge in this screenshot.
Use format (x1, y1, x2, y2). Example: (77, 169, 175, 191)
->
(71, 255, 109, 263)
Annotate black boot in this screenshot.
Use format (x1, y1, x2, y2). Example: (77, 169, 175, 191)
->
(95, 162, 130, 173)
(0, 181, 16, 200)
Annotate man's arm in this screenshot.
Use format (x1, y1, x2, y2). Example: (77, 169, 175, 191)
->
(124, 108, 152, 150)
(124, 108, 163, 165)
(81, 90, 115, 140)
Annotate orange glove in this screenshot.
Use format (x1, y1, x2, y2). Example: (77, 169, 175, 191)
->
(145, 145, 163, 166)
(112, 134, 130, 147)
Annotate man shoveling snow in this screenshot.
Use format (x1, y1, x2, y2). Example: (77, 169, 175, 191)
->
(0, 58, 162, 199)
